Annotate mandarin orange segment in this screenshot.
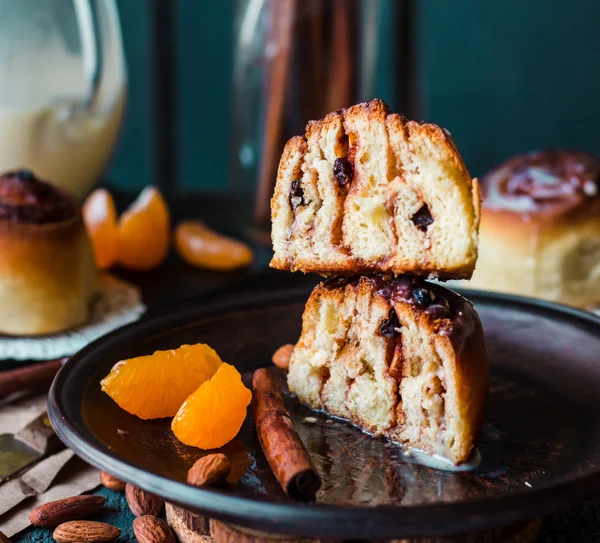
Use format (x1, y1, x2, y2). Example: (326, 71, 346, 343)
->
(174, 221, 253, 271)
(117, 186, 170, 270)
(101, 343, 223, 419)
(83, 188, 118, 269)
(172, 363, 252, 450)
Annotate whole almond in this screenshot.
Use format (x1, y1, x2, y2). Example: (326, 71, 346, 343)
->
(187, 454, 232, 487)
(0, 530, 11, 543)
(100, 471, 126, 491)
(125, 484, 164, 516)
(272, 344, 294, 370)
(133, 515, 176, 543)
(52, 521, 119, 542)
(30, 495, 106, 527)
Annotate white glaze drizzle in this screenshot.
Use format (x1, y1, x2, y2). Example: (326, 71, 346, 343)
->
(400, 446, 482, 472)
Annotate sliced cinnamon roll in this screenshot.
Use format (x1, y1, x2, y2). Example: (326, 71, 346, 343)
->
(288, 275, 487, 465)
(270, 99, 481, 279)
(0, 170, 97, 335)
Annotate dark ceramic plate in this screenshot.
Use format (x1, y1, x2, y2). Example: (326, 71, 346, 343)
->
(48, 285, 600, 540)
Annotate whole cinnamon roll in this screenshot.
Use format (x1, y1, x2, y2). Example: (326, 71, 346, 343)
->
(469, 150, 600, 307)
(0, 170, 97, 335)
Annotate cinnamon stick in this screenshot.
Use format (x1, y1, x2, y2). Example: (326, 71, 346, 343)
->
(296, 0, 325, 123)
(327, 0, 358, 113)
(252, 368, 321, 501)
(0, 358, 66, 398)
(254, 0, 297, 227)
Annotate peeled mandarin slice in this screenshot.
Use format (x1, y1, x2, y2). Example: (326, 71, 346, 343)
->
(117, 186, 170, 270)
(83, 188, 118, 269)
(140, 185, 169, 230)
(101, 343, 223, 419)
(174, 220, 253, 271)
(172, 363, 252, 450)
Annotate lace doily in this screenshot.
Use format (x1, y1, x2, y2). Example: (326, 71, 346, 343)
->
(0, 274, 146, 361)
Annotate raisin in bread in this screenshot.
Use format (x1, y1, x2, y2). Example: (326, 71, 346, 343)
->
(288, 275, 487, 465)
(271, 99, 481, 279)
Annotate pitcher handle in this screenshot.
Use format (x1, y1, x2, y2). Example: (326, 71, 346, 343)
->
(73, 0, 103, 110)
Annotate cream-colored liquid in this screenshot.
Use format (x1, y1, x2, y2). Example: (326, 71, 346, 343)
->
(0, 50, 125, 197)
(401, 447, 482, 472)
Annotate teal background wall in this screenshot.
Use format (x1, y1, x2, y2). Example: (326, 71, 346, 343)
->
(108, 0, 234, 192)
(419, 0, 600, 178)
(178, 1, 234, 191)
(107, 0, 600, 191)
(108, 2, 154, 191)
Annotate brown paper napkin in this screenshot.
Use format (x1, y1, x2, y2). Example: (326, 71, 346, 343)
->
(0, 449, 75, 515)
(0, 458, 99, 537)
(0, 394, 101, 537)
(0, 394, 46, 431)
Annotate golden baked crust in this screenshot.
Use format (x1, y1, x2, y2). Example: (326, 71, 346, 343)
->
(470, 150, 600, 307)
(0, 171, 97, 335)
(288, 275, 488, 465)
(271, 99, 480, 279)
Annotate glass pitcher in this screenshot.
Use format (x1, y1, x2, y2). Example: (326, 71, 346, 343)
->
(230, 0, 392, 243)
(0, 0, 126, 197)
